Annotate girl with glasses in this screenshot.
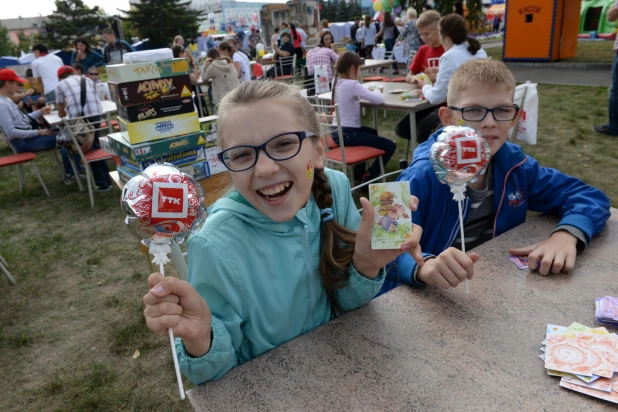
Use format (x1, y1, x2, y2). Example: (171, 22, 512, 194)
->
(143, 81, 425, 385)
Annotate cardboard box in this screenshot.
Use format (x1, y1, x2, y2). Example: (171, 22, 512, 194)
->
(117, 153, 212, 181)
(109, 75, 193, 107)
(118, 112, 201, 144)
(199, 116, 219, 148)
(108, 131, 208, 162)
(117, 98, 195, 123)
(106, 58, 191, 83)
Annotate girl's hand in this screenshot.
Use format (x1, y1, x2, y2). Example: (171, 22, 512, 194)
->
(352, 196, 423, 279)
(143, 273, 212, 357)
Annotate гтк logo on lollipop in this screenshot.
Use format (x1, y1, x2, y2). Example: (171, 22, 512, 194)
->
(121, 163, 206, 400)
(430, 126, 491, 294)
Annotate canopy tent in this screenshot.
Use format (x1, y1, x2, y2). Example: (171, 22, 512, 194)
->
(485, 4, 505, 20)
(328, 22, 354, 42)
(0, 57, 20, 69)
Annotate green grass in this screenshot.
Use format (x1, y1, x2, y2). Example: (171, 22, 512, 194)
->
(0, 83, 616, 411)
(486, 40, 615, 63)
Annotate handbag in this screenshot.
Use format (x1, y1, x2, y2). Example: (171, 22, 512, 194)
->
(67, 77, 95, 153)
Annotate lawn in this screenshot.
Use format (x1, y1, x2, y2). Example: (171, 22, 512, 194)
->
(485, 40, 615, 64)
(0, 83, 617, 411)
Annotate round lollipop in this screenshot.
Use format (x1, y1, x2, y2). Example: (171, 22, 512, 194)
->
(121, 163, 206, 400)
(430, 126, 491, 294)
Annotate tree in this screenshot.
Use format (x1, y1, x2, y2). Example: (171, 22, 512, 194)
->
(42, 0, 108, 49)
(464, 0, 483, 34)
(122, 0, 207, 48)
(0, 25, 15, 56)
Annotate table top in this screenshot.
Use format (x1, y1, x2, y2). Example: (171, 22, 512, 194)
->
(187, 209, 618, 411)
(43, 100, 118, 125)
(362, 59, 395, 70)
(318, 81, 432, 112)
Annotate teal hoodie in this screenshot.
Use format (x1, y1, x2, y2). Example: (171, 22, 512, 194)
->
(176, 168, 385, 384)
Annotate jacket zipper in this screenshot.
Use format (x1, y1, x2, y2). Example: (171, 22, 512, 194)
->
(493, 158, 528, 237)
(301, 223, 315, 330)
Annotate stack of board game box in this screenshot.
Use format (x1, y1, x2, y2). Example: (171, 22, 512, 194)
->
(104, 58, 225, 183)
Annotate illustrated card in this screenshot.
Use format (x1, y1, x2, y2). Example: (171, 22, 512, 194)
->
(561, 375, 613, 392)
(509, 255, 530, 270)
(560, 374, 618, 404)
(545, 332, 594, 376)
(369, 182, 413, 250)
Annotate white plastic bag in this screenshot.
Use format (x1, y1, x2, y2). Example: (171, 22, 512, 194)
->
(372, 46, 386, 60)
(314, 65, 330, 95)
(513, 82, 538, 145)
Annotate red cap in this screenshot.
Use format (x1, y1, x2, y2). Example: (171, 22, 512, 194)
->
(251, 25, 256, 30)
(0, 69, 26, 83)
(57, 65, 75, 79)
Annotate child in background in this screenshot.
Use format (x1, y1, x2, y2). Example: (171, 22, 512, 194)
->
(143, 81, 424, 385)
(331, 51, 396, 185)
(379, 59, 610, 295)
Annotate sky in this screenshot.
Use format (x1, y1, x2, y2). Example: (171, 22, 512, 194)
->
(3, 0, 132, 19)
(2, 0, 287, 19)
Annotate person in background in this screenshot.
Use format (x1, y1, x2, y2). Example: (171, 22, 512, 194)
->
(279, 22, 291, 42)
(248, 26, 264, 59)
(375, 11, 400, 74)
(492, 14, 502, 32)
(350, 16, 362, 54)
(31, 43, 64, 103)
(86, 67, 101, 84)
(188, 38, 199, 60)
(0, 69, 76, 183)
(268, 32, 295, 78)
(174, 35, 185, 47)
(306, 31, 339, 81)
(219, 41, 251, 82)
(227, 38, 251, 71)
(102, 28, 135, 65)
(172, 45, 206, 114)
(397, 8, 423, 64)
(331, 51, 396, 186)
(71, 63, 84, 76)
(293, 21, 307, 48)
(594, 2, 618, 136)
(70, 38, 103, 73)
(201, 48, 240, 110)
(320, 19, 330, 35)
(356, 21, 366, 58)
(271, 27, 280, 50)
(289, 23, 304, 63)
(361, 15, 377, 59)
(56, 65, 112, 191)
(453, 1, 465, 16)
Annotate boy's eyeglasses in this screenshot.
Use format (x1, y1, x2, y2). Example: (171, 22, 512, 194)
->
(218, 131, 314, 172)
(448, 104, 520, 122)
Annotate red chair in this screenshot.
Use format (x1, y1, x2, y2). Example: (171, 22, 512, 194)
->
(0, 152, 50, 197)
(362, 76, 389, 82)
(312, 102, 386, 186)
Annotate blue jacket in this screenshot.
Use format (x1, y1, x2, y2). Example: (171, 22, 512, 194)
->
(69, 49, 104, 72)
(380, 129, 611, 294)
(177, 169, 385, 384)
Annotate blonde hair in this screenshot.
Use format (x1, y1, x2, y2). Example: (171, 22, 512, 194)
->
(217, 81, 357, 316)
(417, 10, 441, 29)
(407, 8, 418, 20)
(173, 35, 183, 45)
(447, 59, 516, 105)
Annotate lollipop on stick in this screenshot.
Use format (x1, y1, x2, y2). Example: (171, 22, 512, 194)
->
(430, 126, 491, 294)
(121, 163, 206, 400)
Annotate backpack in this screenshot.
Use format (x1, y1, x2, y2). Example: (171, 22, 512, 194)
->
(67, 76, 95, 153)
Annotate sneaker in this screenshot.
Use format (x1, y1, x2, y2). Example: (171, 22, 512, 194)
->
(62, 174, 75, 185)
(592, 125, 618, 136)
(56, 133, 73, 146)
(96, 185, 112, 192)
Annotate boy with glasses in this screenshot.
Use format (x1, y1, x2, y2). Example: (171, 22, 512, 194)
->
(380, 59, 610, 294)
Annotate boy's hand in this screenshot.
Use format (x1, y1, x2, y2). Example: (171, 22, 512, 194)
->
(143, 273, 212, 357)
(353, 196, 423, 279)
(508, 231, 578, 275)
(416, 248, 480, 288)
(424, 67, 438, 82)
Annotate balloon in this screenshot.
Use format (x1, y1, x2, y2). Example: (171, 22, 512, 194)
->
(394, 5, 402, 14)
(259, 49, 266, 57)
(373, 2, 382, 12)
(384, 6, 392, 13)
(429, 126, 490, 199)
(256, 43, 265, 51)
(121, 163, 206, 247)
(393, 0, 400, 6)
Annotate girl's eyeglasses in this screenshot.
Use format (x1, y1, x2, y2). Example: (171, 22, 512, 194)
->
(448, 104, 520, 122)
(217, 131, 314, 172)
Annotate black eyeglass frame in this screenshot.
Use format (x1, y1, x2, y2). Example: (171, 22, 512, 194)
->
(448, 104, 520, 122)
(217, 131, 315, 172)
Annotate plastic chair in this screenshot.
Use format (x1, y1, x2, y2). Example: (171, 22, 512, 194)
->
(312, 102, 386, 187)
(61, 113, 113, 208)
(274, 55, 297, 82)
(0, 151, 50, 197)
(0, 254, 16, 285)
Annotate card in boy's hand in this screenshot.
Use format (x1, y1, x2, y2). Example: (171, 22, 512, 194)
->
(369, 182, 413, 250)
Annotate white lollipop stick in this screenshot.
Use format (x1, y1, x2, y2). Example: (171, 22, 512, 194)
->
(450, 185, 469, 295)
(150, 241, 186, 400)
